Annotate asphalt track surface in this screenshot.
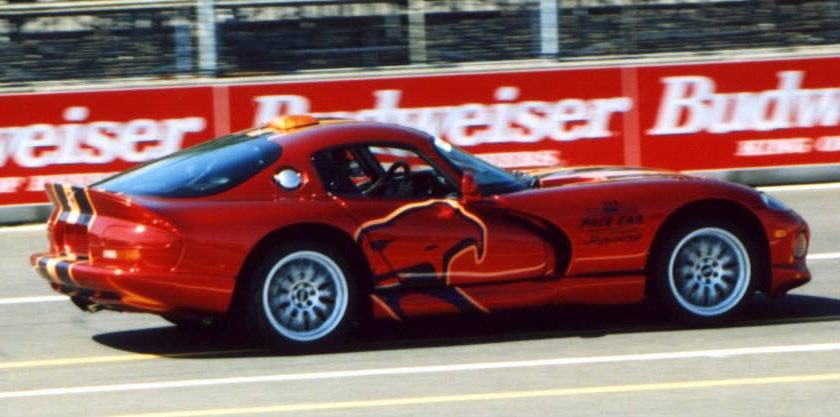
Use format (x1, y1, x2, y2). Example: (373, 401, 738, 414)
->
(2, 184, 840, 417)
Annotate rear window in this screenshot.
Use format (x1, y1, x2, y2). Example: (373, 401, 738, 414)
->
(96, 131, 282, 198)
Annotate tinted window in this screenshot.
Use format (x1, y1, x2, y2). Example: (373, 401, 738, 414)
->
(312, 144, 456, 199)
(433, 139, 526, 195)
(366, 145, 456, 198)
(96, 131, 282, 198)
(311, 147, 374, 196)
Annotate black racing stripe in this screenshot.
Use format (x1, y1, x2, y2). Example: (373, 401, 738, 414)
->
(54, 261, 74, 286)
(53, 184, 70, 212)
(44, 184, 59, 206)
(52, 284, 74, 295)
(44, 186, 68, 222)
(36, 258, 54, 282)
(53, 184, 71, 222)
(72, 187, 94, 224)
(77, 213, 93, 226)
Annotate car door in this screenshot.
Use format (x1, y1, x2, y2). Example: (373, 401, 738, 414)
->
(312, 143, 548, 290)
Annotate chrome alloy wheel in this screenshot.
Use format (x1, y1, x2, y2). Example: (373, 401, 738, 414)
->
(667, 227, 751, 317)
(261, 251, 349, 342)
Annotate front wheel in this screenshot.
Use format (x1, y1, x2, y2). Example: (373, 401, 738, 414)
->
(653, 220, 759, 323)
(245, 242, 359, 350)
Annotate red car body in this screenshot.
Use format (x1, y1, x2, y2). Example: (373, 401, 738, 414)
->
(31, 116, 810, 336)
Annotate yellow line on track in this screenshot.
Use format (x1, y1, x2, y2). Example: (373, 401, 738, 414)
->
(0, 354, 158, 370)
(113, 372, 840, 417)
(0, 350, 256, 370)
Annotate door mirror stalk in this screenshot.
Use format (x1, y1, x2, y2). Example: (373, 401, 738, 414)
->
(460, 173, 481, 203)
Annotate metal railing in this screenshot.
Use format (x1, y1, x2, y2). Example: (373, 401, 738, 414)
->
(1, 0, 839, 85)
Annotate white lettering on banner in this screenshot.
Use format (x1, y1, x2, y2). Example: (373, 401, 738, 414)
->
(25, 172, 117, 192)
(0, 173, 115, 194)
(735, 136, 840, 157)
(476, 151, 563, 168)
(649, 71, 840, 135)
(0, 107, 207, 168)
(0, 177, 25, 193)
(253, 87, 633, 146)
(815, 136, 840, 152)
(736, 138, 813, 156)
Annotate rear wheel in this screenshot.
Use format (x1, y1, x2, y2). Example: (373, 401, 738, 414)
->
(245, 242, 359, 350)
(653, 219, 758, 323)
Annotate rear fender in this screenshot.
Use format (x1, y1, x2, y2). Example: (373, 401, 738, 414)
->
(44, 183, 182, 269)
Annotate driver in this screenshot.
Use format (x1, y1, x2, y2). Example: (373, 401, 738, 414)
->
(326, 149, 362, 194)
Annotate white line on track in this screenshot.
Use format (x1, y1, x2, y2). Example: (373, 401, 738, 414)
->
(0, 223, 45, 233)
(0, 295, 67, 305)
(113, 372, 840, 417)
(1, 342, 839, 400)
(808, 252, 840, 260)
(758, 182, 840, 192)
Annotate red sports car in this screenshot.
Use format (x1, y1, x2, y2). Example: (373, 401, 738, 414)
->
(31, 115, 811, 348)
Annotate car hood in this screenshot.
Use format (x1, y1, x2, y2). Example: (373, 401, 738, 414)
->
(498, 165, 766, 237)
(520, 166, 690, 188)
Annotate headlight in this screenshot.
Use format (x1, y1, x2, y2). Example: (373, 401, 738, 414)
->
(760, 192, 791, 211)
(793, 232, 808, 258)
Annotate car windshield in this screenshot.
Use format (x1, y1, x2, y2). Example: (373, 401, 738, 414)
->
(433, 138, 529, 195)
(96, 130, 282, 198)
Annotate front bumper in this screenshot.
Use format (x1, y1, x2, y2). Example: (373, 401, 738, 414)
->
(763, 209, 811, 297)
(31, 253, 232, 315)
(768, 262, 811, 297)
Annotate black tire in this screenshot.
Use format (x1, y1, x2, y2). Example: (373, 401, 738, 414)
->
(243, 241, 361, 350)
(652, 218, 759, 324)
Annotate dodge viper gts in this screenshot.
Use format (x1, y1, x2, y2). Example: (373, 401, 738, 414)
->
(31, 115, 811, 348)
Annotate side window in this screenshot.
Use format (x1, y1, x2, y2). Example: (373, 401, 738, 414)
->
(312, 144, 456, 199)
(369, 146, 431, 172)
(311, 147, 374, 196)
(365, 145, 456, 199)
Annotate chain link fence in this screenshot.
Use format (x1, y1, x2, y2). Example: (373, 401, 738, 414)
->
(1, 0, 839, 85)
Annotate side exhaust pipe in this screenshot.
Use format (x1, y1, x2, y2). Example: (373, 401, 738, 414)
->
(71, 296, 103, 313)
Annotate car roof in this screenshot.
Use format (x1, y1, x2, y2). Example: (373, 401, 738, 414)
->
(263, 116, 435, 153)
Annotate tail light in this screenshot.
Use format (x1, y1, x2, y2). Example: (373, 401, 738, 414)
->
(92, 221, 182, 270)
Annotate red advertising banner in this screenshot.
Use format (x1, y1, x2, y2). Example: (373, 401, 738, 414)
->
(636, 56, 840, 171)
(0, 87, 215, 206)
(227, 67, 629, 170)
(1, 55, 840, 206)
